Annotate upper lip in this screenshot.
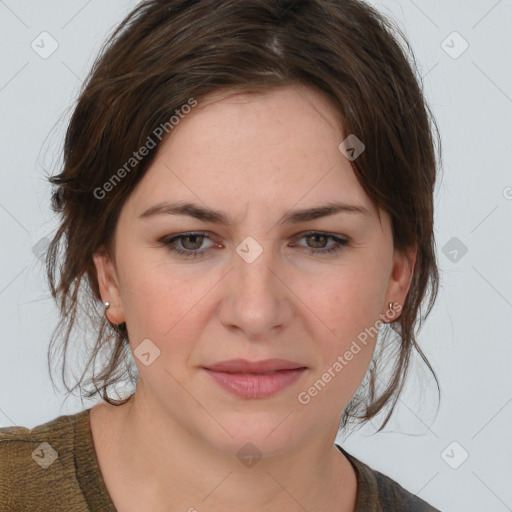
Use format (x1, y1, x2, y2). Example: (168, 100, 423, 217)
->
(203, 358, 307, 374)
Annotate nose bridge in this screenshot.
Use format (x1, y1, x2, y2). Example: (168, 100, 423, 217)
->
(220, 233, 292, 336)
(233, 234, 278, 298)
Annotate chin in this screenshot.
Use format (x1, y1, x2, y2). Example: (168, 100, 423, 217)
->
(202, 410, 308, 459)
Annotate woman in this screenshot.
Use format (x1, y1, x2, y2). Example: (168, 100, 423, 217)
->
(0, 0, 442, 510)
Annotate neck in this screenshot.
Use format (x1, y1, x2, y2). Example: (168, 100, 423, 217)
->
(92, 392, 357, 512)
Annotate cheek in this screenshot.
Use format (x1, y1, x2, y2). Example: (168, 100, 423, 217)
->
(299, 294, 378, 413)
(298, 262, 386, 400)
(117, 266, 198, 389)
(309, 261, 387, 344)
(116, 250, 218, 356)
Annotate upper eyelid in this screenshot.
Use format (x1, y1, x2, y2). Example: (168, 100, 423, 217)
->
(163, 231, 347, 246)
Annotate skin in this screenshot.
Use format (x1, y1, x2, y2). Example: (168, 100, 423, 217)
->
(91, 84, 416, 512)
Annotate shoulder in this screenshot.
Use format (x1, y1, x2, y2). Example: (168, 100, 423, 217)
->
(0, 411, 78, 466)
(338, 445, 442, 512)
(0, 411, 89, 511)
(369, 466, 440, 511)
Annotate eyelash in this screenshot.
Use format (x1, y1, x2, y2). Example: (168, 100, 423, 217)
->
(159, 231, 349, 259)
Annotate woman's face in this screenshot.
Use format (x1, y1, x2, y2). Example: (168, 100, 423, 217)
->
(94, 84, 415, 456)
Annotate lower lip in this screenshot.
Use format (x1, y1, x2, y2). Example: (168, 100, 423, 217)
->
(203, 368, 307, 399)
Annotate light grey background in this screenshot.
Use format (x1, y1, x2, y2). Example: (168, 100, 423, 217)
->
(1, 1, 511, 511)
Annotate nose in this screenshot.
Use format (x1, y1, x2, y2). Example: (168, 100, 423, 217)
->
(217, 238, 294, 340)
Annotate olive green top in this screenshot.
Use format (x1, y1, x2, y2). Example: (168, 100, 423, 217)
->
(0, 408, 441, 511)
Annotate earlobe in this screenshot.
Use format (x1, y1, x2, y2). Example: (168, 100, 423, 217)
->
(92, 251, 125, 325)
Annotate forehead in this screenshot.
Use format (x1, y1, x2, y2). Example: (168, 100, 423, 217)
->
(125, 85, 377, 222)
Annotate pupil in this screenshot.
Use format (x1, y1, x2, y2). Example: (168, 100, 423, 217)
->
(183, 235, 202, 250)
(309, 234, 326, 248)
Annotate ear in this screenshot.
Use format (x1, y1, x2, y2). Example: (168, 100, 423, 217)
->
(93, 250, 126, 325)
(382, 244, 417, 322)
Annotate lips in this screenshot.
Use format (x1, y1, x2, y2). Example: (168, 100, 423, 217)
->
(202, 359, 308, 399)
(203, 358, 307, 374)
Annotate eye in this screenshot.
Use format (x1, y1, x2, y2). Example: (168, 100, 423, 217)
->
(159, 231, 349, 259)
(292, 231, 349, 256)
(159, 232, 215, 259)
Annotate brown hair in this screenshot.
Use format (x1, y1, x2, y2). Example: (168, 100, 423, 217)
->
(46, 0, 442, 431)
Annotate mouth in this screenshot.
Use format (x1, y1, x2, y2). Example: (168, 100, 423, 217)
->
(202, 359, 308, 399)
(203, 358, 307, 374)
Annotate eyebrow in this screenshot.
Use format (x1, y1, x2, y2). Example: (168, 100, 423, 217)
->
(138, 200, 370, 225)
